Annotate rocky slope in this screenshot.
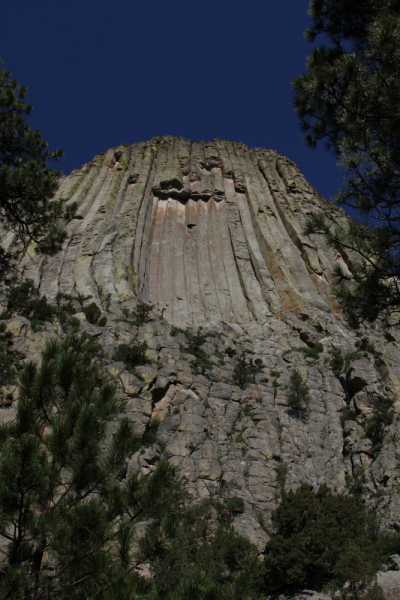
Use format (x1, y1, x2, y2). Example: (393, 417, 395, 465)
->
(2, 136, 400, 550)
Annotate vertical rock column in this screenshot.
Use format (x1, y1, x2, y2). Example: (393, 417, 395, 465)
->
(13, 136, 361, 330)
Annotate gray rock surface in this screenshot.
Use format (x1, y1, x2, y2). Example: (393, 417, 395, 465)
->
(377, 570, 400, 600)
(2, 136, 400, 552)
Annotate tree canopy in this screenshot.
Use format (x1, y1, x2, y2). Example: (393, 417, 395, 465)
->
(263, 483, 389, 596)
(0, 60, 73, 281)
(293, 0, 400, 328)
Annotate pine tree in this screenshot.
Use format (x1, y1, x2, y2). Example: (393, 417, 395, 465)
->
(287, 369, 311, 416)
(148, 498, 263, 600)
(0, 60, 74, 281)
(293, 0, 400, 328)
(232, 353, 264, 389)
(0, 334, 183, 599)
(263, 484, 381, 594)
(0, 333, 263, 599)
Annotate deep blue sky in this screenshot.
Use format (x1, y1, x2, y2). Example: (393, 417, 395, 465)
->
(2, 0, 343, 202)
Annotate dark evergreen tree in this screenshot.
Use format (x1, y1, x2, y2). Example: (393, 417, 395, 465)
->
(0, 334, 182, 598)
(148, 499, 263, 600)
(232, 353, 264, 389)
(0, 333, 263, 599)
(293, 0, 400, 328)
(0, 323, 19, 389)
(287, 369, 311, 416)
(5, 278, 56, 330)
(263, 484, 378, 593)
(0, 60, 74, 280)
(180, 327, 213, 376)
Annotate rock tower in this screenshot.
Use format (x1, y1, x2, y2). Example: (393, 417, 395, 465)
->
(3, 136, 400, 548)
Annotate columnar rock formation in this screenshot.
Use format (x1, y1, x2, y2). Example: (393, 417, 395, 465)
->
(2, 136, 400, 548)
(8, 136, 350, 325)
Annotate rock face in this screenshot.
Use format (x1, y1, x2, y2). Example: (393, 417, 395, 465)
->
(3, 136, 400, 549)
(7, 136, 350, 325)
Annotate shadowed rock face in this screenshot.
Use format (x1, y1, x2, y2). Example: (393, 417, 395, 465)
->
(13, 136, 350, 327)
(3, 136, 400, 550)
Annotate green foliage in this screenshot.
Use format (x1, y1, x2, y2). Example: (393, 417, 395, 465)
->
(82, 301, 102, 325)
(364, 395, 394, 446)
(190, 352, 213, 377)
(345, 468, 367, 500)
(0, 324, 20, 389)
(122, 306, 130, 319)
(303, 343, 323, 359)
(0, 333, 260, 599)
(275, 463, 288, 498)
(263, 484, 379, 593)
(235, 433, 246, 444)
(232, 353, 264, 389)
(365, 342, 378, 356)
(97, 284, 112, 312)
(149, 499, 263, 600)
(294, 1, 400, 328)
(116, 306, 138, 328)
(143, 418, 160, 445)
(170, 325, 184, 336)
(272, 377, 281, 399)
(224, 346, 236, 358)
(329, 548, 384, 600)
(113, 341, 149, 372)
(232, 360, 250, 389)
(287, 369, 311, 416)
(30, 296, 56, 330)
(56, 295, 77, 325)
(226, 496, 245, 514)
(118, 300, 153, 327)
(355, 339, 380, 357)
(331, 347, 344, 375)
(98, 315, 107, 327)
(0, 60, 71, 280)
(182, 326, 208, 354)
(344, 351, 364, 373)
(7, 278, 42, 315)
(69, 316, 81, 330)
(0, 334, 146, 597)
(270, 370, 282, 398)
(5, 279, 56, 329)
(180, 327, 214, 376)
(264, 482, 400, 597)
(284, 343, 323, 360)
(62, 291, 92, 306)
(132, 299, 153, 324)
(270, 369, 282, 378)
(341, 404, 357, 426)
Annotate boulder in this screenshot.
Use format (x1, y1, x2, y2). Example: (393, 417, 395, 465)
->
(346, 357, 380, 396)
